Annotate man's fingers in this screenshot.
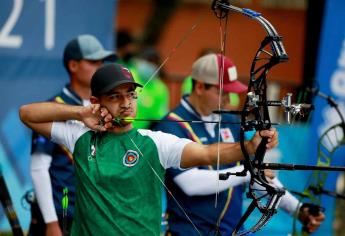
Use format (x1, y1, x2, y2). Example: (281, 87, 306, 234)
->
(103, 114, 113, 122)
(100, 107, 109, 117)
(306, 212, 325, 232)
(266, 139, 278, 149)
(95, 124, 106, 132)
(264, 169, 275, 178)
(309, 218, 321, 227)
(91, 104, 101, 114)
(104, 121, 113, 129)
(259, 128, 277, 138)
(269, 128, 278, 141)
(307, 220, 320, 232)
(266, 129, 278, 149)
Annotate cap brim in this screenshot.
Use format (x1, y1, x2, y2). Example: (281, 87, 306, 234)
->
(97, 81, 143, 95)
(84, 50, 117, 61)
(222, 80, 248, 93)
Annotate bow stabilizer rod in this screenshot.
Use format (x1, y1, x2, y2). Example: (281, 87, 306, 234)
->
(256, 163, 345, 171)
(220, 163, 345, 181)
(0, 165, 24, 236)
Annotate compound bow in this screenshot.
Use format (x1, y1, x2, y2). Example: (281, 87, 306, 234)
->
(292, 89, 345, 235)
(212, 1, 345, 235)
(110, 1, 345, 235)
(211, 1, 293, 234)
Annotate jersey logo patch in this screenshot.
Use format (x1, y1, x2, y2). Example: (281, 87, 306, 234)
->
(88, 144, 96, 161)
(123, 150, 140, 167)
(220, 128, 234, 143)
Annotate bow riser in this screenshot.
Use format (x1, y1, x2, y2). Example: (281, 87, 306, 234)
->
(211, 0, 290, 234)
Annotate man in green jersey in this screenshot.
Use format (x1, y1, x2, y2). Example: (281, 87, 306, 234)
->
(19, 63, 278, 236)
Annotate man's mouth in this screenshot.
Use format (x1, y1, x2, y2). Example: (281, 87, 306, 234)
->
(120, 109, 133, 116)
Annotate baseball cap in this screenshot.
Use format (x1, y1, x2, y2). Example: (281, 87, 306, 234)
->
(91, 64, 143, 96)
(191, 53, 247, 93)
(63, 34, 117, 69)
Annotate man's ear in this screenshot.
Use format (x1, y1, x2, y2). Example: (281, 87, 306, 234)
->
(90, 96, 99, 104)
(194, 81, 204, 95)
(68, 60, 78, 73)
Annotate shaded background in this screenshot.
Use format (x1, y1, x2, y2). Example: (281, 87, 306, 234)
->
(0, 0, 116, 231)
(1, 0, 345, 235)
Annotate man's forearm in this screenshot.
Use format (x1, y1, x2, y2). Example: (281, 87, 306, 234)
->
(19, 102, 83, 138)
(31, 152, 59, 223)
(174, 165, 250, 196)
(271, 177, 301, 215)
(208, 141, 254, 165)
(181, 141, 254, 168)
(20, 102, 82, 124)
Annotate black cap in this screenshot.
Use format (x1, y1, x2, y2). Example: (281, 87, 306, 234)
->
(91, 64, 143, 96)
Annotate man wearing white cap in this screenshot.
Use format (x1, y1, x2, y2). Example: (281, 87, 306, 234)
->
(154, 53, 324, 235)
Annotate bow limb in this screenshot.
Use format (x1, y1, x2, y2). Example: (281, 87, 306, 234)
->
(292, 91, 345, 235)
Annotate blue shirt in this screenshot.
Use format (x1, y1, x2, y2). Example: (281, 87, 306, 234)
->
(31, 85, 82, 218)
(154, 95, 245, 235)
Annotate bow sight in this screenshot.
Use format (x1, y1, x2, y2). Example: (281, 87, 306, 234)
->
(244, 92, 314, 129)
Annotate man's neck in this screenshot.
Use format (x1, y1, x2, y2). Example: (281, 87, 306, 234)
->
(108, 123, 134, 134)
(70, 81, 90, 100)
(188, 93, 208, 116)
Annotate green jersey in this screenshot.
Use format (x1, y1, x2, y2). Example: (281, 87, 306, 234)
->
(51, 121, 191, 235)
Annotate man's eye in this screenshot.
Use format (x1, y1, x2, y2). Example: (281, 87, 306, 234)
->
(109, 94, 120, 100)
(129, 91, 138, 99)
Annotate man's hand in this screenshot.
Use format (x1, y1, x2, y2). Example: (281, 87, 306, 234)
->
(45, 221, 62, 236)
(248, 128, 279, 154)
(264, 169, 275, 180)
(80, 104, 113, 131)
(298, 203, 325, 233)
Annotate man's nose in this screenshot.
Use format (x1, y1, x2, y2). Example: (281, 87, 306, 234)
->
(120, 95, 132, 108)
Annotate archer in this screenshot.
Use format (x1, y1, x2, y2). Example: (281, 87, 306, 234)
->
(19, 63, 278, 236)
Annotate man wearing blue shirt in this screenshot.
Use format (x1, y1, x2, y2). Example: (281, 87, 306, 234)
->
(154, 53, 325, 235)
